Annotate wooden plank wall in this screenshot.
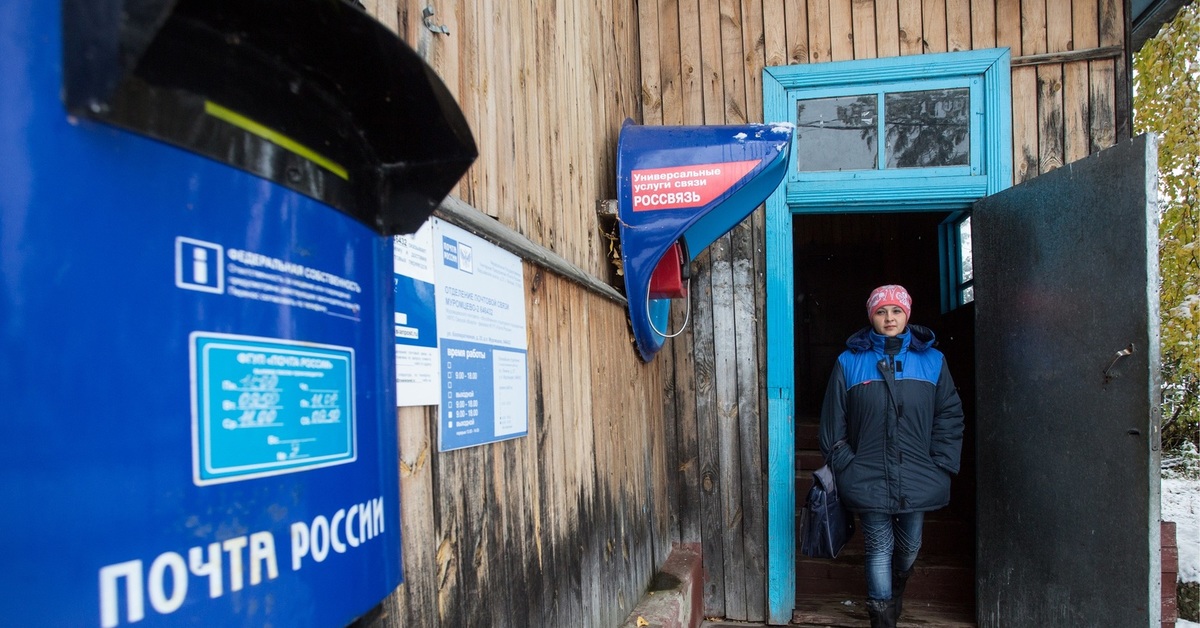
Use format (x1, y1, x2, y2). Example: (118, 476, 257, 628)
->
(357, 2, 678, 627)
(389, 0, 649, 282)
(380, 272, 672, 628)
(637, 0, 1129, 621)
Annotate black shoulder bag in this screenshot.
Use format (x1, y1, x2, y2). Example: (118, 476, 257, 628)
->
(799, 449, 855, 559)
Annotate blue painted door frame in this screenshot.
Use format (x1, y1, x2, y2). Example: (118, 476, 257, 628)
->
(762, 49, 1012, 623)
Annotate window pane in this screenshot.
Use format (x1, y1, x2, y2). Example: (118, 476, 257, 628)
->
(962, 285, 974, 304)
(795, 95, 878, 172)
(958, 215, 973, 283)
(885, 88, 970, 168)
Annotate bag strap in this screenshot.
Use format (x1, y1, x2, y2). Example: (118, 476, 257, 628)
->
(812, 464, 837, 499)
(815, 436, 847, 498)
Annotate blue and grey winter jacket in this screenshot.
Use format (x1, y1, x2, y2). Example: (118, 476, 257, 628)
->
(818, 325, 964, 514)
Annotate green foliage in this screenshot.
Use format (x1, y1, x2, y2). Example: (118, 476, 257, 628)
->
(1134, 4, 1200, 453)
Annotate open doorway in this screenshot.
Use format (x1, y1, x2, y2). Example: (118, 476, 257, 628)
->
(791, 212, 977, 625)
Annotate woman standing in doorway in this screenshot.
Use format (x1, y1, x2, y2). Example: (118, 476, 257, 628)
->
(819, 285, 964, 628)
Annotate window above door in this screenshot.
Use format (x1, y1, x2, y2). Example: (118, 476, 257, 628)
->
(764, 49, 1013, 213)
(793, 79, 976, 174)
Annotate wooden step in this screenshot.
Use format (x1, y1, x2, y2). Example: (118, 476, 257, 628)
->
(792, 416, 975, 612)
(796, 422, 821, 449)
(791, 594, 976, 627)
(796, 547, 974, 602)
(796, 448, 826, 474)
(794, 512, 975, 556)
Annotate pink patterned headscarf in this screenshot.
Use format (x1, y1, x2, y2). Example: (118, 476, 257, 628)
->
(866, 285, 912, 320)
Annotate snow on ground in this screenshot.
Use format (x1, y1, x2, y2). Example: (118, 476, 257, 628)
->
(1164, 475, 1199, 583)
(1163, 447, 1198, 626)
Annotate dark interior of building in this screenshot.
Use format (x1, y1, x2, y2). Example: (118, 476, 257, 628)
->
(792, 212, 978, 625)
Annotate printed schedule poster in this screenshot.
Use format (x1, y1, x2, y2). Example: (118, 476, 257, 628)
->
(393, 221, 441, 406)
(433, 218, 529, 451)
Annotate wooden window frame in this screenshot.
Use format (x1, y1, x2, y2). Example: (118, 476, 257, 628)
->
(940, 210, 976, 312)
(770, 49, 1012, 212)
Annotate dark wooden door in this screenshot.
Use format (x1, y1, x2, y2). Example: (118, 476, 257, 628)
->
(973, 135, 1162, 626)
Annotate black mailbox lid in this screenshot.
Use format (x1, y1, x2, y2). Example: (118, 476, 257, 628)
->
(63, 0, 477, 235)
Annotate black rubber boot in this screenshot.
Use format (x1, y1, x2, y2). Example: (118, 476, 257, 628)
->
(891, 567, 913, 620)
(865, 598, 897, 628)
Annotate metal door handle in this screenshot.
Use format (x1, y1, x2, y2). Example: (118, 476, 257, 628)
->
(1102, 343, 1135, 384)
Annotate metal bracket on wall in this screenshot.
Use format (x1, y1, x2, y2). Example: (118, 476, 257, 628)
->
(595, 199, 624, 289)
(596, 199, 617, 219)
(422, 6, 450, 35)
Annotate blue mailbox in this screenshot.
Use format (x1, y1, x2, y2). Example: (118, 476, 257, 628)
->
(0, 1, 474, 626)
(616, 121, 793, 361)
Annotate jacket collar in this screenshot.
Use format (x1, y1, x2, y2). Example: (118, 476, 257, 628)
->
(846, 324, 936, 353)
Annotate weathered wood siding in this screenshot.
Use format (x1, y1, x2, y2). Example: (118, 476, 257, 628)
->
(637, 0, 1129, 621)
(391, 0, 646, 281)
(383, 270, 673, 628)
(359, 2, 677, 627)
(360, 0, 1132, 625)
